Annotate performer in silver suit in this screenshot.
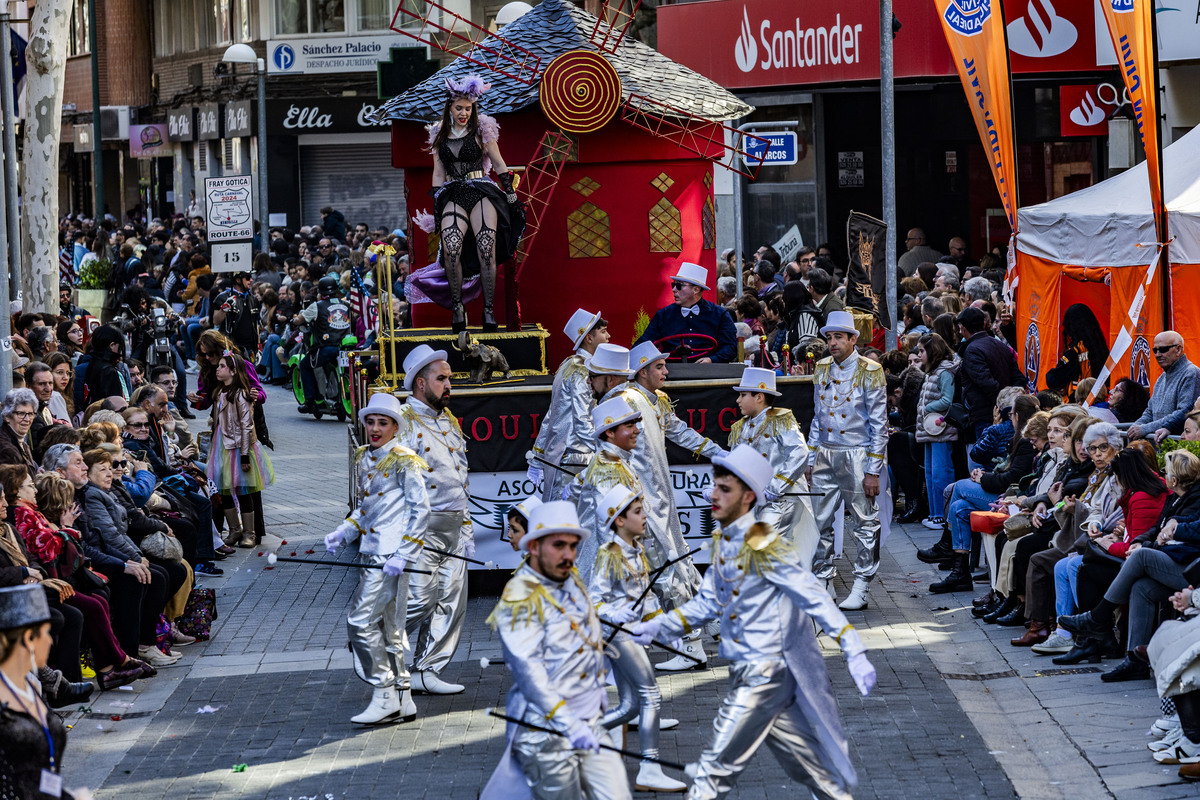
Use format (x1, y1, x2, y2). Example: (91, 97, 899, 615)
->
(397, 344, 472, 695)
(483, 501, 632, 800)
(526, 309, 610, 502)
(569, 395, 643, 583)
(324, 392, 429, 725)
(806, 310, 889, 611)
(619, 341, 727, 671)
(630, 445, 877, 800)
(589, 485, 687, 793)
(729, 366, 820, 569)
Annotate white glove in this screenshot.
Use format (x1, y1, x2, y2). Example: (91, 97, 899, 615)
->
(606, 606, 639, 625)
(526, 464, 543, 484)
(560, 485, 572, 501)
(627, 618, 661, 646)
(567, 723, 600, 752)
(763, 489, 781, 503)
(382, 556, 407, 576)
(847, 652, 876, 696)
(463, 538, 476, 559)
(324, 530, 344, 554)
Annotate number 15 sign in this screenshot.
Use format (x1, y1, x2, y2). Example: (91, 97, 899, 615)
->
(204, 174, 254, 272)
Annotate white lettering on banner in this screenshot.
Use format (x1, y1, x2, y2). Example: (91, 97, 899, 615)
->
(283, 104, 333, 130)
(198, 109, 219, 137)
(356, 103, 389, 128)
(735, 5, 863, 74)
(168, 114, 191, 138)
(225, 104, 250, 132)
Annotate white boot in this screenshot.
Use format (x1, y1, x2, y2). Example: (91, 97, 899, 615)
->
(838, 578, 869, 611)
(654, 639, 707, 672)
(398, 689, 417, 723)
(411, 670, 465, 695)
(635, 761, 687, 792)
(350, 686, 402, 725)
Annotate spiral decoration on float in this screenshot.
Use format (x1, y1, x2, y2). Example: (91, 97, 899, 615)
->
(539, 50, 622, 134)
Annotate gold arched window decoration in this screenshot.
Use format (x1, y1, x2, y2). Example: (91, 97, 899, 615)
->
(567, 202, 611, 258)
(427, 231, 441, 262)
(648, 197, 682, 253)
(702, 195, 716, 250)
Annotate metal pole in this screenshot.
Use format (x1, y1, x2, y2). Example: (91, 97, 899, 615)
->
(88, 0, 103, 218)
(0, 12, 21, 294)
(0, 14, 12, 396)
(880, 0, 898, 351)
(257, 58, 268, 247)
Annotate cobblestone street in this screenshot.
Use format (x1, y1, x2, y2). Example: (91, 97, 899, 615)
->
(58, 387, 1192, 798)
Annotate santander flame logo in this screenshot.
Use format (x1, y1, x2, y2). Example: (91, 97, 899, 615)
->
(1007, 0, 1078, 57)
(1069, 90, 1106, 127)
(734, 6, 757, 73)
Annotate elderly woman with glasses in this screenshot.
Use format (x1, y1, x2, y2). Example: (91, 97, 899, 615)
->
(0, 389, 39, 474)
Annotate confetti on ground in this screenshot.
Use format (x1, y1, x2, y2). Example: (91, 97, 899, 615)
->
(196, 705, 222, 714)
(110, 715, 122, 721)
(232, 763, 247, 773)
(116, 685, 133, 691)
(281, 540, 288, 545)
(305, 550, 315, 554)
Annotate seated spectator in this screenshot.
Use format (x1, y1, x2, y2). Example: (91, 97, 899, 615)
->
(1109, 377, 1150, 424)
(1147, 588, 1200, 768)
(968, 386, 1024, 471)
(0, 389, 39, 474)
(1126, 332, 1200, 441)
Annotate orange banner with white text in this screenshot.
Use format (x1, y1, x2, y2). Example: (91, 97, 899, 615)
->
(934, 0, 1019, 233)
(1099, 0, 1167, 246)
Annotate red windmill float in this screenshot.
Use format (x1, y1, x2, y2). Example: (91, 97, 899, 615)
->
(372, 0, 765, 369)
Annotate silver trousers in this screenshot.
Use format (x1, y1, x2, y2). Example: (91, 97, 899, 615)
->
(347, 553, 410, 689)
(513, 715, 632, 800)
(690, 659, 852, 800)
(760, 498, 820, 573)
(406, 510, 468, 675)
(811, 446, 881, 581)
(600, 637, 662, 760)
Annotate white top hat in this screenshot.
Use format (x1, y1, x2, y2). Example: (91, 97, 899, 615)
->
(600, 484, 642, 532)
(522, 500, 589, 546)
(402, 344, 449, 391)
(564, 309, 603, 350)
(358, 391, 405, 427)
(670, 262, 709, 291)
(713, 444, 772, 500)
(587, 344, 632, 377)
(593, 396, 641, 440)
(629, 341, 667, 374)
(819, 309, 859, 337)
(512, 495, 543, 522)
(733, 366, 780, 397)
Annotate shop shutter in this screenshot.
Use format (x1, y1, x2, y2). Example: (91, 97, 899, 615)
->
(299, 143, 407, 235)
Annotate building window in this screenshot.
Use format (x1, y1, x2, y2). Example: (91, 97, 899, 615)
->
(702, 195, 716, 250)
(648, 197, 682, 253)
(67, 0, 89, 57)
(357, 0, 394, 31)
(275, 0, 346, 35)
(567, 203, 610, 258)
(154, 0, 253, 56)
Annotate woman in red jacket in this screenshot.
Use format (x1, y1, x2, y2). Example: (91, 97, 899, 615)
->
(1035, 446, 1168, 660)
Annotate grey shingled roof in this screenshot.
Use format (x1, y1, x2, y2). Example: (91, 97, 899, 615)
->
(372, 0, 751, 124)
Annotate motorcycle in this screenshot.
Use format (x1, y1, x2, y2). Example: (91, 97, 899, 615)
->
(119, 303, 179, 372)
(290, 333, 358, 421)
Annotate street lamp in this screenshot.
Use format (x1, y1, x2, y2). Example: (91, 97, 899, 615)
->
(223, 44, 268, 245)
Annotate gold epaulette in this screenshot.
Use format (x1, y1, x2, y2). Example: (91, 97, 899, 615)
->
(855, 357, 886, 390)
(763, 407, 799, 436)
(580, 455, 636, 488)
(375, 446, 429, 476)
(560, 354, 589, 383)
(654, 389, 675, 417)
(736, 522, 795, 576)
(354, 445, 369, 459)
(486, 573, 550, 630)
(727, 417, 746, 445)
(595, 540, 631, 582)
(813, 357, 834, 383)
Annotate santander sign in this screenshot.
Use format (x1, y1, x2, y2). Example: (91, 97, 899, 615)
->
(734, 4, 865, 74)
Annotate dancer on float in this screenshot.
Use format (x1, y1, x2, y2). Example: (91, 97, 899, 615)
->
(324, 392, 429, 725)
(426, 75, 525, 332)
(628, 445, 876, 800)
(526, 309, 610, 503)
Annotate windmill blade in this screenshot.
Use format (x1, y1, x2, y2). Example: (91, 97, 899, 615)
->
(514, 131, 575, 275)
(620, 94, 770, 179)
(390, 0, 542, 85)
(591, 0, 642, 55)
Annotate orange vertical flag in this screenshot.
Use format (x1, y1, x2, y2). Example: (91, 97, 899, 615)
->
(1100, 0, 1168, 246)
(934, 0, 1019, 233)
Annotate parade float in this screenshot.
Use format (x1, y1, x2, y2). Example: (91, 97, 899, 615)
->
(347, 0, 821, 572)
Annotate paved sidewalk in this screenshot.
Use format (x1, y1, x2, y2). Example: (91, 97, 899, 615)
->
(53, 392, 1190, 798)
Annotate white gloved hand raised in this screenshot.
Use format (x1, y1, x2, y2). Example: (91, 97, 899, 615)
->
(324, 530, 344, 554)
(626, 618, 662, 646)
(605, 606, 640, 625)
(382, 556, 407, 576)
(463, 538, 476, 560)
(847, 652, 876, 696)
(567, 723, 600, 752)
(526, 464, 543, 484)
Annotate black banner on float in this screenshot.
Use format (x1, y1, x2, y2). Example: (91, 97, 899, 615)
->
(845, 210, 891, 329)
(447, 380, 815, 473)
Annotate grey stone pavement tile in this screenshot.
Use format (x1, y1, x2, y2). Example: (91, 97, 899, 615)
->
(50, 386, 1188, 797)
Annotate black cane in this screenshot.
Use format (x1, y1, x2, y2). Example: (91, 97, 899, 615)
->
(532, 455, 580, 477)
(265, 554, 432, 574)
(598, 618, 704, 665)
(423, 544, 494, 568)
(604, 545, 708, 646)
(781, 491, 826, 497)
(485, 709, 685, 770)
